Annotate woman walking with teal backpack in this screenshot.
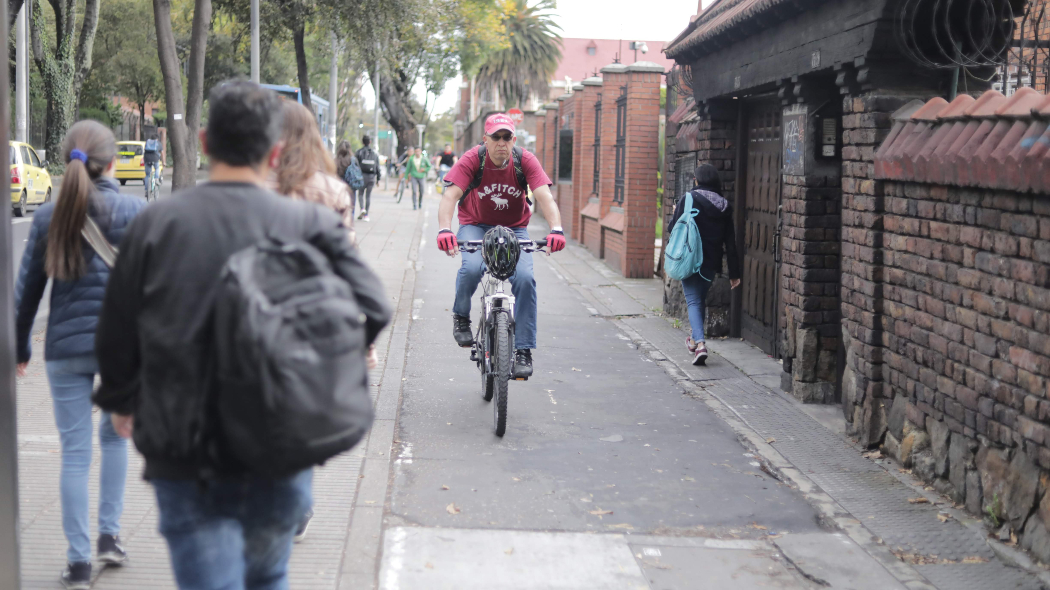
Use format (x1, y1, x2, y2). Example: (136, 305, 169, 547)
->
(666, 164, 741, 365)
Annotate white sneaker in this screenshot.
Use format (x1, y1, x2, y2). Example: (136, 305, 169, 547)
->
(362, 214, 370, 222)
(692, 344, 708, 366)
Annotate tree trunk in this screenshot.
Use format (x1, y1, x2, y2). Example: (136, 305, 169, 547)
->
(8, 0, 23, 32)
(29, 0, 75, 164)
(152, 0, 191, 189)
(378, 71, 417, 154)
(292, 23, 312, 114)
(71, 0, 100, 115)
(183, 0, 210, 176)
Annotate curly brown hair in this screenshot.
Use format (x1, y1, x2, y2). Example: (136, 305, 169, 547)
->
(275, 100, 335, 195)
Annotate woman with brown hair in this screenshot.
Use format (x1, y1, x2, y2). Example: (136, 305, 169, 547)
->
(14, 120, 146, 589)
(270, 101, 377, 542)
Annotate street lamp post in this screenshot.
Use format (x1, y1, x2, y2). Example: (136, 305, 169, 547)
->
(416, 124, 426, 150)
(250, 0, 259, 83)
(329, 32, 338, 154)
(15, 4, 27, 143)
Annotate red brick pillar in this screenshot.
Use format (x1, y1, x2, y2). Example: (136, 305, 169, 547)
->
(598, 64, 628, 269)
(597, 62, 661, 278)
(533, 106, 548, 177)
(555, 91, 577, 239)
(575, 77, 604, 252)
(542, 104, 559, 179)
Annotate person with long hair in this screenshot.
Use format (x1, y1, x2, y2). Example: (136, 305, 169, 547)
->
(667, 164, 742, 366)
(270, 101, 377, 542)
(14, 120, 146, 589)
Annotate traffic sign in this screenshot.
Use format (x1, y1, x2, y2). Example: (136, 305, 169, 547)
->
(507, 108, 524, 125)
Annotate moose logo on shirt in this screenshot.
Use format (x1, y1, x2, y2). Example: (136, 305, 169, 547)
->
(479, 183, 523, 211)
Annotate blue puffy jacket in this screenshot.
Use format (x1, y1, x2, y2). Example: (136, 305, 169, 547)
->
(15, 177, 146, 363)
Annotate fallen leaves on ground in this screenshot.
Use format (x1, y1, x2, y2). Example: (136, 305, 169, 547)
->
(766, 437, 776, 444)
(937, 513, 951, 523)
(749, 522, 768, 530)
(892, 548, 989, 565)
(440, 485, 449, 491)
(572, 367, 582, 372)
(446, 503, 460, 515)
(898, 468, 912, 474)
(589, 508, 614, 518)
(908, 497, 930, 504)
(639, 558, 672, 570)
(862, 450, 883, 460)
(425, 562, 434, 569)
(961, 556, 989, 564)
(608, 523, 634, 529)
(504, 548, 514, 555)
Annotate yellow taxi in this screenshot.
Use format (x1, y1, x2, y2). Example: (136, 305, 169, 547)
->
(115, 141, 164, 186)
(10, 141, 52, 217)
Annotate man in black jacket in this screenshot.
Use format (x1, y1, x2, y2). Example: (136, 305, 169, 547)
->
(93, 80, 391, 588)
(354, 135, 381, 222)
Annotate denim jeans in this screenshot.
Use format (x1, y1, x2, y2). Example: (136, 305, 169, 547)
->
(681, 273, 712, 342)
(453, 224, 537, 350)
(356, 181, 374, 214)
(152, 470, 313, 590)
(46, 355, 128, 563)
(410, 176, 425, 209)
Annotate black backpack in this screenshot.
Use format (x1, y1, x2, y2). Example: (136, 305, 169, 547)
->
(212, 236, 373, 477)
(356, 148, 378, 175)
(465, 145, 528, 195)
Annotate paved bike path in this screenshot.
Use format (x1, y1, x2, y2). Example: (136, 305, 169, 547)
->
(383, 206, 827, 588)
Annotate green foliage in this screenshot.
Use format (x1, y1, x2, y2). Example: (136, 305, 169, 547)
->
(475, 0, 561, 107)
(986, 493, 1002, 528)
(78, 106, 117, 126)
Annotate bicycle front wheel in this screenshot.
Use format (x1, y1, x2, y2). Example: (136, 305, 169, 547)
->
(493, 310, 511, 437)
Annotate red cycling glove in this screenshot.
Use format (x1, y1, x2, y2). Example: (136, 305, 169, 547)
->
(546, 230, 566, 253)
(437, 229, 458, 252)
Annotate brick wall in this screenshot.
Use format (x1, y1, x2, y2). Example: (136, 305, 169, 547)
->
(575, 78, 603, 248)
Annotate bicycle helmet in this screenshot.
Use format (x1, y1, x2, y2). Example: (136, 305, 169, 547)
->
(482, 226, 520, 280)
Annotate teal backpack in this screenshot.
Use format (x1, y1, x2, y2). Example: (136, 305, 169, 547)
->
(664, 191, 705, 281)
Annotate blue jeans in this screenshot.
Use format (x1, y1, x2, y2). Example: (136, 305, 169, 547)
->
(410, 176, 425, 209)
(145, 160, 159, 188)
(681, 273, 712, 342)
(46, 356, 128, 563)
(152, 470, 313, 590)
(453, 224, 537, 349)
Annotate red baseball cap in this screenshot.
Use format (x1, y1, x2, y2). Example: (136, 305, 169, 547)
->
(485, 113, 516, 136)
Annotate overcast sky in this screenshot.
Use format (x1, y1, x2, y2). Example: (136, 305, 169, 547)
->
(364, 0, 704, 117)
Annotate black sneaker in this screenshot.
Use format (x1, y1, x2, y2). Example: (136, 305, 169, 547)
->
(61, 562, 91, 590)
(513, 349, 533, 379)
(294, 510, 313, 543)
(97, 533, 127, 565)
(453, 314, 473, 347)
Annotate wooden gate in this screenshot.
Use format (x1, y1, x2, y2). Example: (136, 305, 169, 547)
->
(740, 100, 783, 356)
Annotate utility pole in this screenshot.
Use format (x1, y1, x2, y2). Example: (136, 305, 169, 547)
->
(250, 0, 260, 83)
(15, 4, 27, 143)
(374, 58, 380, 151)
(329, 32, 338, 153)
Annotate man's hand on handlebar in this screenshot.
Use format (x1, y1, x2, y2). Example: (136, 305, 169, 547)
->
(437, 229, 458, 257)
(545, 229, 565, 254)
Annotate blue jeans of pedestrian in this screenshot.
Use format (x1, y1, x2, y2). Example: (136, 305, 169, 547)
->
(45, 355, 128, 563)
(453, 224, 537, 350)
(152, 470, 313, 590)
(410, 176, 425, 209)
(681, 273, 712, 342)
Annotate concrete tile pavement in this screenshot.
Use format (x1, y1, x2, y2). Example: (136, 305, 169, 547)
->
(14, 187, 418, 589)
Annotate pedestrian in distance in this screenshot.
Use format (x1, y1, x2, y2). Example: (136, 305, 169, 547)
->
(143, 132, 162, 196)
(436, 143, 457, 194)
(14, 120, 147, 590)
(405, 146, 431, 210)
(355, 135, 382, 222)
(93, 80, 392, 590)
(667, 163, 742, 366)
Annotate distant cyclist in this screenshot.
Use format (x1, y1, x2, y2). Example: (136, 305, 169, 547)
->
(437, 144, 456, 190)
(436, 113, 566, 378)
(143, 133, 161, 195)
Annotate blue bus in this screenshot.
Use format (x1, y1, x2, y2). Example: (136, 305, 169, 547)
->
(261, 84, 332, 149)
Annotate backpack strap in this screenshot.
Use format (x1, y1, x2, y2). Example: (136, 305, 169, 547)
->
(511, 146, 527, 191)
(464, 145, 487, 197)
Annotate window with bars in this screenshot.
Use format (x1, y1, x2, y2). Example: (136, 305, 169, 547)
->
(558, 129, 573, 180)
(592, 94, 602, 195)
(613, 86, 627, 205)
(676, 155, 695, 200)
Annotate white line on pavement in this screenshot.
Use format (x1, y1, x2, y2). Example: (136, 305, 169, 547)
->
(12, 218, 32, 224)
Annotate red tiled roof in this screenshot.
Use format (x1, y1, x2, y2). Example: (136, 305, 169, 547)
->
(665, 0, 795, 58)
(874, 88, 1050, 194)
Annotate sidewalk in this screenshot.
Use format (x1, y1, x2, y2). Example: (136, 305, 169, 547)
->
(542, 238, 1046, 590)
(14, 187, 419, 589)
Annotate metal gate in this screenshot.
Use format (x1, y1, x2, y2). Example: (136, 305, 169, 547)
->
(740, 100, 783, 356)
(613, 86, 627, 204)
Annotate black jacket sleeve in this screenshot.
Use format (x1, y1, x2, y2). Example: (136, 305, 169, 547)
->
(93, 215, 147, 415)
(14, 216, 49, 363)
(723, 205, 741, 280)
(310, 209, 392, 345)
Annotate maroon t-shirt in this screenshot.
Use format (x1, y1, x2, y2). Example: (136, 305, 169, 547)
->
(444, 146, 552, 228)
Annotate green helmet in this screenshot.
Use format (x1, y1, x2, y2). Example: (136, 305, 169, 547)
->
(482, 226, 520, 280)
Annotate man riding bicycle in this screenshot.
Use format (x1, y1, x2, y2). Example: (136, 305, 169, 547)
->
(436, 113, 566, 379)
(143, 133, 161, 196)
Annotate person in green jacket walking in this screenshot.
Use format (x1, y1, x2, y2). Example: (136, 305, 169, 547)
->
(404, 147, 431, 210)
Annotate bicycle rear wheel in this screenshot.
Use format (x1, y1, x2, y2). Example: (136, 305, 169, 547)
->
(492, 311, 511, 437)
(396, 181, 405, 203)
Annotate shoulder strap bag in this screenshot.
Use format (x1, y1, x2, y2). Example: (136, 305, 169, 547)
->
(82, 216, 118, 268)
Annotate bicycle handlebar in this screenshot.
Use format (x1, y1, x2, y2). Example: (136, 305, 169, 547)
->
(459, 238, 547, 254)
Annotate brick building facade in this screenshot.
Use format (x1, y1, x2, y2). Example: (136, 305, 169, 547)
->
(664, 0, 1050, 561)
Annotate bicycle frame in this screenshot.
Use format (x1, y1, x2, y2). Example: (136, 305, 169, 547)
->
(474, 272, 516, 377)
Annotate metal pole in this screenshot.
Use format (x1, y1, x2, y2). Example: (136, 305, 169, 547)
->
(329, 32, 338, 154)
(0, 0, 22, 586)
(250, 0, 260, 83)
(15, 4, 27, 143)
(374, 63, 380, 152)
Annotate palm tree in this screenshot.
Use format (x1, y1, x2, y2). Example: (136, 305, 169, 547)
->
(476, 0, 562, 108)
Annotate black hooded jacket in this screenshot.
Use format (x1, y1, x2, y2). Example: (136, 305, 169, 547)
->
(668, 189, 741, 281)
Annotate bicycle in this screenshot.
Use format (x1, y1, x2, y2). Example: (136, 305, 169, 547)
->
(144, 164, 158, 202)
(459, 234, 546, 437)
(394, 175, 406, 204)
